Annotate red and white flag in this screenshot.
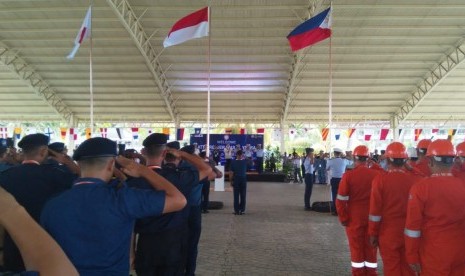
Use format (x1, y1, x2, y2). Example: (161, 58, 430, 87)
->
(67, 6, 92, 59)
(163, 7, 209, 48)
(69, 128, 78, 141)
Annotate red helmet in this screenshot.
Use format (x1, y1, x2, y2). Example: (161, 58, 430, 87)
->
(417, 139, 432, 150)
(385, 142, 408, 159)
(456, 142, 465, 157)
(426, 139, 455, 157)
(353, 145, 369, 157)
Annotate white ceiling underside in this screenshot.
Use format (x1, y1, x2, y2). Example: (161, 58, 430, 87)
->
(0, 0, 464, 126)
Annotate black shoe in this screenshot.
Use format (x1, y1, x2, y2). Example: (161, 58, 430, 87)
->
(239, 211, 245, 215)
(233, 211, 239, 215)
(304, 207, 312, 211)
(202, 210, 209, 214)
(331, 212, 338, 216)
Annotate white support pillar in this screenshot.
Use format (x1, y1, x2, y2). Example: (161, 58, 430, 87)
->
(280, 120, 286, 154)
(390, 115, 399, 141)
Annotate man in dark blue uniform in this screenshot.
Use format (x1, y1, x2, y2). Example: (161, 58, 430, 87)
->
(40, 137, 187, 276)
(45, 142, 76, 174)
(0, 133, 78, 272)
(230, 150, 248, 215)
(127, 135, 212, 276)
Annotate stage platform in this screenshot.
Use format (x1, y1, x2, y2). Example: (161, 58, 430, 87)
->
(224, 172, 286, 182)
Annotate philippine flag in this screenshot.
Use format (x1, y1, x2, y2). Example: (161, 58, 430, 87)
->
(287, 7, 332, 52)
(67, 6, 92, 59)
(163, 7, 209, 48)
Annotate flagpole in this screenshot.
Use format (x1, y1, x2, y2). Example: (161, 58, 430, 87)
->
(89, 4, 94, 137)
(206, 6, 211, 157)
(328, 5, 333, 153)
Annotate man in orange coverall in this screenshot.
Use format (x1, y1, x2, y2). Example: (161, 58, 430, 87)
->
(336, 145, 381, 276)
(405, 139, 465, 275)
(413, 139, 432, 176)
(452, 141, 465, 180)
(368, 142, 422, 276)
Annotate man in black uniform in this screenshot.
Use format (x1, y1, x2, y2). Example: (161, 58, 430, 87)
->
(127, 134, 212, 276)
(0, 133, 78, 272)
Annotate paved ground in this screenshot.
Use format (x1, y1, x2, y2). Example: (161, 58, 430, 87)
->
(196, 182, 383, 276)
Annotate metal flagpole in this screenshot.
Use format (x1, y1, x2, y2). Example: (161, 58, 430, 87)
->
(206, 6, 211, 157)
(89, 4, 94, 136)
(328, 3, 334, 214)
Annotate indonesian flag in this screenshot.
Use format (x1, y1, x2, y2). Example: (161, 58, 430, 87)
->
(67, 6, 91, 59)
(163, 7, 209, 48)
(287, 7, 332, 52)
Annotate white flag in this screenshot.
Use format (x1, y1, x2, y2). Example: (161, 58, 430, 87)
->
(67, 6, 92, 59)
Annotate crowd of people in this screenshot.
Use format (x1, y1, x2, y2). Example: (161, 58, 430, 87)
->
(330, 139, 465, 275)
(0, 134, 464, 275)
(0, 133, 232, 276)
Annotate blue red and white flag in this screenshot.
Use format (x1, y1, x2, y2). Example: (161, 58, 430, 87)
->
(67, 6, 92, 59)
(287, 7, 332, 52)
(163, 7, 209, 48)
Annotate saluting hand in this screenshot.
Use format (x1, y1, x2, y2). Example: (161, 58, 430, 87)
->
(115, 156, 147, 178)
(166, 148, 182, 159)
(49, 149, 72, 164)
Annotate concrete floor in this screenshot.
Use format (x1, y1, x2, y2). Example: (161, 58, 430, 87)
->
(196, 182, 383, 276)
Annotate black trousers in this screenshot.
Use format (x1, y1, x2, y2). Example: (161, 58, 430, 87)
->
(135, 225, 188, 276)
(304, 173, 314, 208)
(330, 178, 342, 213)
(225, 159, 232, 172)
(201, 181, 210, 211)
(186, 206, 202, 276)
(233, 177, 247, 213)
(256, 157, 263, 174)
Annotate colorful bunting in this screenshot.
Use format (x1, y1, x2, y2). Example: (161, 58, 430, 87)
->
(0, 128, 7, 139)
(116, 128, 122, 139)
(256, 128, 265, 134)
(225, 128, 232, 134)
(240, 128, 246, 135)
(414, 129, 423, 141)
(131, 128, 139, 140)
(176, 128, 185, 140)
(163, 127, 170, 138)
(60, 128, 67, 140)
(69, 128, 77, 141)
(364, 134, 372, 141)
(100, 128, 107, 138)
(194, 128, 201, 135)
(380, 129, 389, 141)
(321, 128, 329, 141)
(14, 128, 21, 139)
(448, 129, 457, 141)
(85, 128, 92, 140)
(347, 128, 356, 138)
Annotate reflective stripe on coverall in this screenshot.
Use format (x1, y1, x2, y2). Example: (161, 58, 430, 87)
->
(368, 169, 422, 276)
(336, 164, 381, 276)
(405, 174, 465, 276)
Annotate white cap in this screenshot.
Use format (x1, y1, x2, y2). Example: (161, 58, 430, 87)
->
(333, 147, 343, 153)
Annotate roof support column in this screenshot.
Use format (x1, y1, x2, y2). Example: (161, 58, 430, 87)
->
(390, 115, 398, 141)
(280, 120, 286, 154)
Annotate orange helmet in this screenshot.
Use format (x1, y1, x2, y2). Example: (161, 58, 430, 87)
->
(385, 142, 408, 159)
(417, 139, 432, 150)
(426, 139, 455, 157)
(353, 145, 370, 157)
(456, 142, 465, 157)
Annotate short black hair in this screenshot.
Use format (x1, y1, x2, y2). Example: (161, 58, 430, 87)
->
(144, 144, 165, 158)
(389, 158, 405, 167)
(236, 150, 243, 156)
(78, 157, 113, 171)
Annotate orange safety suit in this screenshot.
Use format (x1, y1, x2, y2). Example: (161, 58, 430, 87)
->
(413, 158, 431, 177)
(368, 169, 422, 276)
(405, 174, 465, 276)
(336, 164, 381, 276)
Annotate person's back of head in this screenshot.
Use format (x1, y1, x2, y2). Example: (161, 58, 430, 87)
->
(236, 150, 243, 159)
(142, 134, 167, 164)
(18, 134, 50, 163)
(426, 139, 455, 173)
(73, 137, 118, 181)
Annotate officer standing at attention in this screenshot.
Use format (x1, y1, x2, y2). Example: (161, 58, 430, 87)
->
(336, 145, 381, 275)
(255, 144, 264, 174)
(230, 150, 248, 215)
(303, 148, 315, 211)
(404, 139, 465, 275)
(127, 135, 212, 276)
(0, 133, 78, 272)
(368, 142, 422, 276)
(326, 148, 352, 215)
(40, 137, 187, 276)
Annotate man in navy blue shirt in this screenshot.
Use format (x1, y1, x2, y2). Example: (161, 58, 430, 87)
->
(230, 150, 248, 215)
(127, 135, 211, 276)
(0, 133, 78, 272)
(40, 137, 186, 276)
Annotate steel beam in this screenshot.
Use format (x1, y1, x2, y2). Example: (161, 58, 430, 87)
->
(106, 0, 178, 122)
(393, 40, 465, 126)
(0, 43, 74, 123)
